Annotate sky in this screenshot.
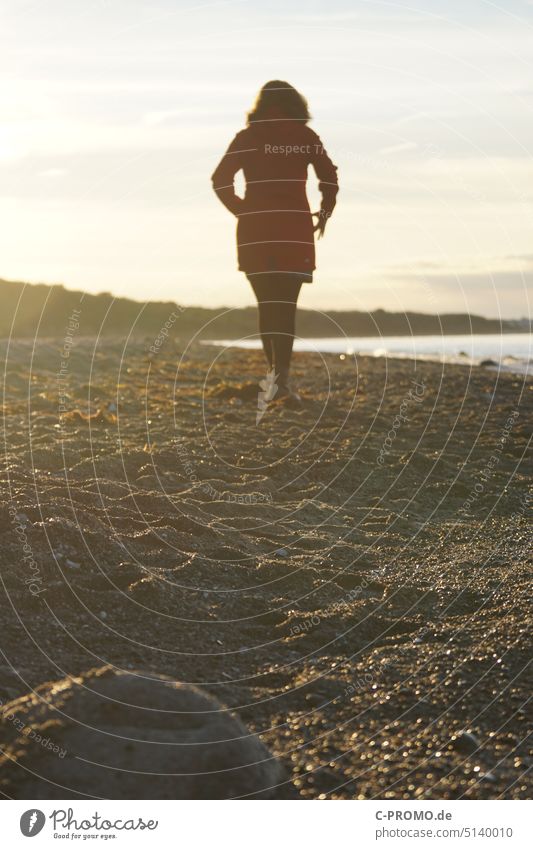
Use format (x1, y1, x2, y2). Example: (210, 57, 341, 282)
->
(1, 0, 532, 319)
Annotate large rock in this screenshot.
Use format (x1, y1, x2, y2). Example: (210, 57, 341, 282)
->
(0, 666, 288, 799)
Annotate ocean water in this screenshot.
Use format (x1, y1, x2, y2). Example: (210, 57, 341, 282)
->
(205, 333, 533, 376)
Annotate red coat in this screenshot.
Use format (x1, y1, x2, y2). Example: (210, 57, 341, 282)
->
(212, 121, 338, 277)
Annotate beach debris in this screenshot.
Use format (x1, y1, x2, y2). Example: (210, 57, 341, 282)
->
(65, 559, 81, 570)
(0, 666, 287, 798)
(62, 407, 116, 425)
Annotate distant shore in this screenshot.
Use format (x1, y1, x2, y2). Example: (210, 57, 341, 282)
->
(2, 277, 530, 340)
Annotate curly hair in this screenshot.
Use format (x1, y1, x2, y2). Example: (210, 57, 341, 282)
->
(247, 80, 311, 124)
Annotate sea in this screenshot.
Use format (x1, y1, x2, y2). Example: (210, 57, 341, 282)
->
(205, 333, 532, 376)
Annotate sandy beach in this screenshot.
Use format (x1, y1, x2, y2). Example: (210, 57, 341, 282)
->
(0, 337, 531, 799)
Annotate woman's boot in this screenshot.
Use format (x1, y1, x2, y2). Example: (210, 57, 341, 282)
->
(275, 367, 302, 404)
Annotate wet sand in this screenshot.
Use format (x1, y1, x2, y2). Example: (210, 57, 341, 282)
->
(1, 337, 531, 799)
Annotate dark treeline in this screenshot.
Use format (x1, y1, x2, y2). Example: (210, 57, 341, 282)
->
(1, 279, 529, 340)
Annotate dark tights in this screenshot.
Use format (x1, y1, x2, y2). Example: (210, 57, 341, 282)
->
(247, 274, 303, 371)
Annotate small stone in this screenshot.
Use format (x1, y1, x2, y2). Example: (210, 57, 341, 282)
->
(451, 730, 480, 754)
(0, 666, 287, 798)
(276, 548, 289, 558)
(65, 559, 81, 570)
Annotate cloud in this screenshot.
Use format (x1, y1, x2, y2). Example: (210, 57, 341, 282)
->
(503, 253, 533, 265)
(143, 110, 184, 126)
(391, 268, 532, 292)
(39, 168, 68, 178)
(389, 252, 533, 281)
(378, 141, 419, 156)
(393, 110, 461, 126)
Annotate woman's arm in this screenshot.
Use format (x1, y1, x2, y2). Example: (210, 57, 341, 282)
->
(211, 132, 247, 216)
(309, 131, 339, 237)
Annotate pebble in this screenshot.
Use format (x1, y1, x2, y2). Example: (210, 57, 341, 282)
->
(451, 730, 481, 754)
(276, 548, 289, 557)
(65, 559, 81, 570)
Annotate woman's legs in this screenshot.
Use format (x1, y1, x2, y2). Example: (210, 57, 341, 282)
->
(248, 274, 302, 376)
(248, 276, 275, 368)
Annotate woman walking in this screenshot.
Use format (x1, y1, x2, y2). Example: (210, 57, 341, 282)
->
(211, 80, 338, 402)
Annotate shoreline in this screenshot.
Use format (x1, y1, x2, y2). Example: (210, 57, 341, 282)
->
(203, 338, 533, 378)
